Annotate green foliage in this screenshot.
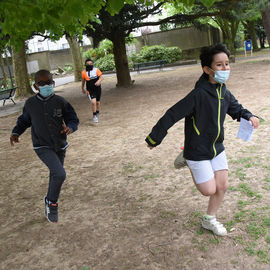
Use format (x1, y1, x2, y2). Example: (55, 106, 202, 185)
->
(0, 77, 13, 89)
(0, 0, 131, 49)
(83, 37, 137, 71)
(99, 39, 113, 54)
(63, 64, 73, 72)
(83, 48, 105, 61)
(83, 39, 113, 61)
(95, 54, 115, 71)
(131, 45, 181, 64)
(125, 34, 137, 45)
(0, 0, 226, 50)
(167, 0, 216, 8)
(166, 46, 182, 62)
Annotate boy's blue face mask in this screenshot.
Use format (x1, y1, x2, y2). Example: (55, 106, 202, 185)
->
(212, 69, 230, 84)
(39, 84, 54, 97)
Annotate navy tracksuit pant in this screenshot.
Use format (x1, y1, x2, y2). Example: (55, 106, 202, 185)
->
(35, 147, 66, 202)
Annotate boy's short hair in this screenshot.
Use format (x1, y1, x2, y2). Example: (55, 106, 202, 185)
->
(35, 69, 52, 82)
(85, 58, 93, 65)
(200, 44, 230, 68)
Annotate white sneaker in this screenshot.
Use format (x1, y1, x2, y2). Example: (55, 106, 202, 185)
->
(93, 115, 98, 123)
(201, 215, 227, 236)
(174, 151, 187, 169)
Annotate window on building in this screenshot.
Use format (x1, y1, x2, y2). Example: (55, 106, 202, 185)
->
(62, 43, 69, 49)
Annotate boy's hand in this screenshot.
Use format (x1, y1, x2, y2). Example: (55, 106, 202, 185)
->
(146, 143, 154, 150)
(249, 116, 260, 129)
(82, 88, 86, 94)
(10, 135, 19, 146)
(95, 81, 101, 86)
(61, 124, 73, 135)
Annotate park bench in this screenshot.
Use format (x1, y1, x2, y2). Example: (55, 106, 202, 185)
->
(133, 60, 166, 73)
(0, 87, 17, 106)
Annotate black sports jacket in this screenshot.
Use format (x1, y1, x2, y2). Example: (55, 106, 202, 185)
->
(12, 93, 79, 151)
(145, 74, 254, 161)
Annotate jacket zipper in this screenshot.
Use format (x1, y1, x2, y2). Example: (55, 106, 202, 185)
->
(191, 116, 200, 135)
(213, 84, 222, 157)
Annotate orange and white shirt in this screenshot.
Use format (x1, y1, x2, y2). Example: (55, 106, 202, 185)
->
(82, 68, 102, 81)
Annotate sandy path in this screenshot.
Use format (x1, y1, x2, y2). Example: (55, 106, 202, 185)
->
(1, 56, 270, 270)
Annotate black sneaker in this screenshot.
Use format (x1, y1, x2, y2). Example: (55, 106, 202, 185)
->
(44, 197, 58, 223)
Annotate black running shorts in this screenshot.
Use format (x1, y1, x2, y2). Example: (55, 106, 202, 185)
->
(86, 80, 102, 101)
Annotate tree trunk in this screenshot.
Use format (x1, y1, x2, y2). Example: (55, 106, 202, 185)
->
(246, 21, 259, 50)
(4, 48, 14, 87)
(216, 18, 239, 54)
(92, 36, 102, 48)
(0, 51, 8, 88)
(66, 34, 83, 82)
(12, 41, 32, 97)
(261, 6, 270, 46)
(111, 35, 132, 87)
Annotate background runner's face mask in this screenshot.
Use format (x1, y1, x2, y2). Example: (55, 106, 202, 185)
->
(86, 65, 93, 71)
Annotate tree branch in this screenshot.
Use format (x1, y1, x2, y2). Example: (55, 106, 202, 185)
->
(137, 11, 221, 27)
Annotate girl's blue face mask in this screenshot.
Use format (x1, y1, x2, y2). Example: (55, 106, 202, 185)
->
(212, 69, 230, 84)
(39, 84, 54, 97)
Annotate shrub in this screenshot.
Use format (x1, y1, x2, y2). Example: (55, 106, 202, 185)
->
(63, 64, 73, 72)
(99, 39, 113, 54)
(0, 77, 13, 89)
(83, 48, 105, 62)
(140, 45, 169, 62)
(166, 46, 182, 63)
(131, 45, 182, 64)
(83, 39, 113, 61)
(95, 54, 115, 71)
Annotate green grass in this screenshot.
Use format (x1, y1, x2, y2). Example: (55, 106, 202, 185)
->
(244, 243, 256, 256)
(196, 228, 204, 235)
(247, 222, 267, 239)
(226, 220, 236, 232)
(234, 211, 247, 222)
(263, 177, 270, 183)
(263, 217, 270, 227)
(159, 210, 177, 219)
(237, 200, 250, 210)
(233, 157, 252, 164)
(233, 168, 246, 180)
(229, 183, 261, 198)
(123, 163, 143, 173)
(237, 183, 262, 198)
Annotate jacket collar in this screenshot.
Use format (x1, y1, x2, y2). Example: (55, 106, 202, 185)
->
(36, 93, 55, 101)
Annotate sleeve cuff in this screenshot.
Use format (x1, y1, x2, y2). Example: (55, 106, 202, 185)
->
(145, 135, 158, 147)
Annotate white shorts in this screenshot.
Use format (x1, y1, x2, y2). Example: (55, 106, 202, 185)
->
(186, 151, 228, 184)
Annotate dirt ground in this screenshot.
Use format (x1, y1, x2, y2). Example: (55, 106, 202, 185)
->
(1, 54, 270, 270)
